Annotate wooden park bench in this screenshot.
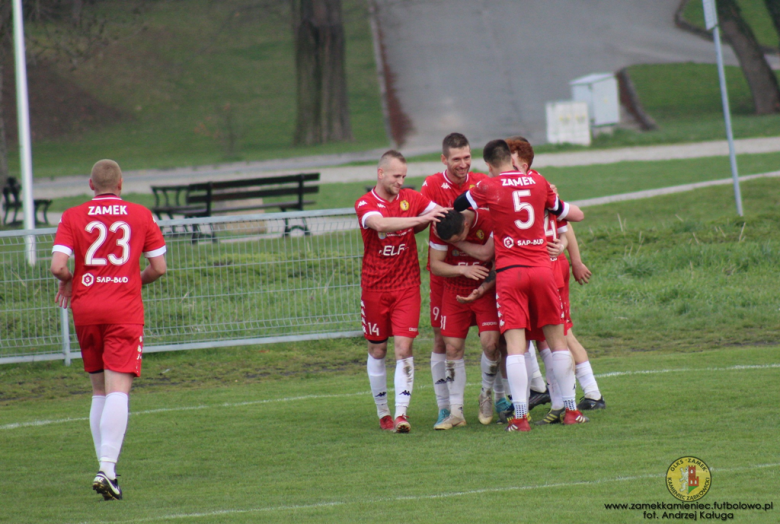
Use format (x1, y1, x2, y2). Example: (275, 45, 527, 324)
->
(2, 177, 52, 226)
(151, 173, 320, 237)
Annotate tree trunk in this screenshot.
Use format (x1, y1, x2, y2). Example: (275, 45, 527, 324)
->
(765, 0, 780, 50)
(71, 0, 84, 27)
(717, 0, 780, 114)
(293, 0, 352, 146)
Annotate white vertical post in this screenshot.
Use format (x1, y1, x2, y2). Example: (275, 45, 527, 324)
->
(61, 306, 71, 366)
(12, 0, 37, 264)
(703, 0, 744, 216)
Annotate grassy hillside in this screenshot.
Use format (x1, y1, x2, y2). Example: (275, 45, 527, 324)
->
(12, 0, 387, 178)
(682, 0, 780, 49)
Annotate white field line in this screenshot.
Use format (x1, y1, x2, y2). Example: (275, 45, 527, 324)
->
(87, 462, 780, 524)
(3, 363, 778, 432)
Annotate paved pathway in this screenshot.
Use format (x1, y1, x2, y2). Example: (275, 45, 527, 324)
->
(374, 0, 779, 149)
(33, 136, 780, 199)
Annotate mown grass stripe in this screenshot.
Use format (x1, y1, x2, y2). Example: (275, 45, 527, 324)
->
(3, 363, 777, 432)
(89, 462, 780, 523)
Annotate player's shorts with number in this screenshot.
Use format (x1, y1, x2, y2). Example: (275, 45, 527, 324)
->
(429, 274, 444, 329)
(76, 324, 145, 377)
(496, 266, 564, 333)
(361, 287, 421, 342)
(440, 287, 499, 339)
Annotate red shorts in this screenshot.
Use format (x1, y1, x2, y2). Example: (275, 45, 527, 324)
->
(496, 266, 564, 334)
(440, 286, 499, 339)
(361, 287, 421, 342)
(429, 274, 444, 329)
(559, 256, 574, 333)
(76, 324, 145, 377)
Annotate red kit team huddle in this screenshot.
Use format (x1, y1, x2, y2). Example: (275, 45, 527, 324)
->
(355, 134, 603, 434)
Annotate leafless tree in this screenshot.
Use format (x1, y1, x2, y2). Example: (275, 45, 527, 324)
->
(717, 0, 780, 114)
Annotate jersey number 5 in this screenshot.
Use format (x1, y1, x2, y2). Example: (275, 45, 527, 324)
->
(85, 221, 131, 266)
(512, 190, 535, 230)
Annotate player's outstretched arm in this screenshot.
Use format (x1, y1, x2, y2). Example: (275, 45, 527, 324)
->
(564, 225, 592, 285)
(456, 270, 496, 304)
(429, 247, 490, 280)
(365, 205, 446, 234)
(51, 252, 73, 308)
(453, 236, 495, 262)
(413, 204, 447, 233)
(564, 203, 584, 222)
(141, 255, 167, 285)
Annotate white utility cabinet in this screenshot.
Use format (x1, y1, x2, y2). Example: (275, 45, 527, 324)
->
(545, 101, 591, 146)
(570, 73, 620, 127)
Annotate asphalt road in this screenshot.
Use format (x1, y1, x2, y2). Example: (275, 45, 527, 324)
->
(374, 0, 773, 149)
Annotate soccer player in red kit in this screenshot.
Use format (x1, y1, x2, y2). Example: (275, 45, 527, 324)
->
(420, 133, 489, 427)
(429, 209, 499, 429)
(454, 139, 587, 432)
(51, 160, 167, 500)
(355, 150, 445, 433)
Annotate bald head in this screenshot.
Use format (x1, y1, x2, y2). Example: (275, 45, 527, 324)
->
(91, 159, 123, 194)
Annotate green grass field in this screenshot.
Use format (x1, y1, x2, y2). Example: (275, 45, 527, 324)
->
(1, 346, 778, 523)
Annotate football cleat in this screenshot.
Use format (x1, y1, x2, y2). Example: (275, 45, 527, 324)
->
(563, 409, 589, 425)
(534, 408, 565, 425)
(434, 413, 467, 430)
(92, 471, 122, 500)
(505, 416, 531, 432)
(434, 408, 451, 428)
(495, 397, 513, 423)
(379, 415, 394, 431)
(528, 388, 551, 410)
(394, 415, 411, 433)
(577, 396, 606, 410)
(478, 389, 494, 425)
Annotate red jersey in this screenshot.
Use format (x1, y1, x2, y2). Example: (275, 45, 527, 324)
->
(465, 169, 570, 270)
(429, 209, 494, 294)
(355, 188, 435, 291)
(544, 215, 569, 288)
(53, 195, 166, 326)
(421, 170, 487, 271)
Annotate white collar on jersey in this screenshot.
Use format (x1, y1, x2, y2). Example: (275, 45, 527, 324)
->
(443, 170, 469, 186)
(371, 188, 398, 203)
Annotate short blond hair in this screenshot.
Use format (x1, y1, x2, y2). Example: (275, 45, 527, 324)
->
(91, 159, 122, 192)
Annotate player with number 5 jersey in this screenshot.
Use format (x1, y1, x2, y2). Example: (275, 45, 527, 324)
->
(454, 139, 587, 432)
(51, 159, 167, 502)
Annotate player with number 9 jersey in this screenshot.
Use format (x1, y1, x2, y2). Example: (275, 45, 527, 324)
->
(53, 195, 166, 327)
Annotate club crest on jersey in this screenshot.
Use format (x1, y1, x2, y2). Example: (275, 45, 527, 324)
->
(378, 232, 387, 239)
(476, 230, 485, 240)
(400, 200, 409, 211)
(503, 237, 514, 248)
(82, 273, 95, 287)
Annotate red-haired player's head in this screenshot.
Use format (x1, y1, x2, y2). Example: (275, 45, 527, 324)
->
(376, 149, 407, 199)
(505, 136, 534, 174)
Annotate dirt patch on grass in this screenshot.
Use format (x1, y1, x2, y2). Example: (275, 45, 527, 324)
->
(1, 57, 128, 143)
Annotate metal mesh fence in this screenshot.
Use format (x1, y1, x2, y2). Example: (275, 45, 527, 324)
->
(0, 208, 363, 364)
